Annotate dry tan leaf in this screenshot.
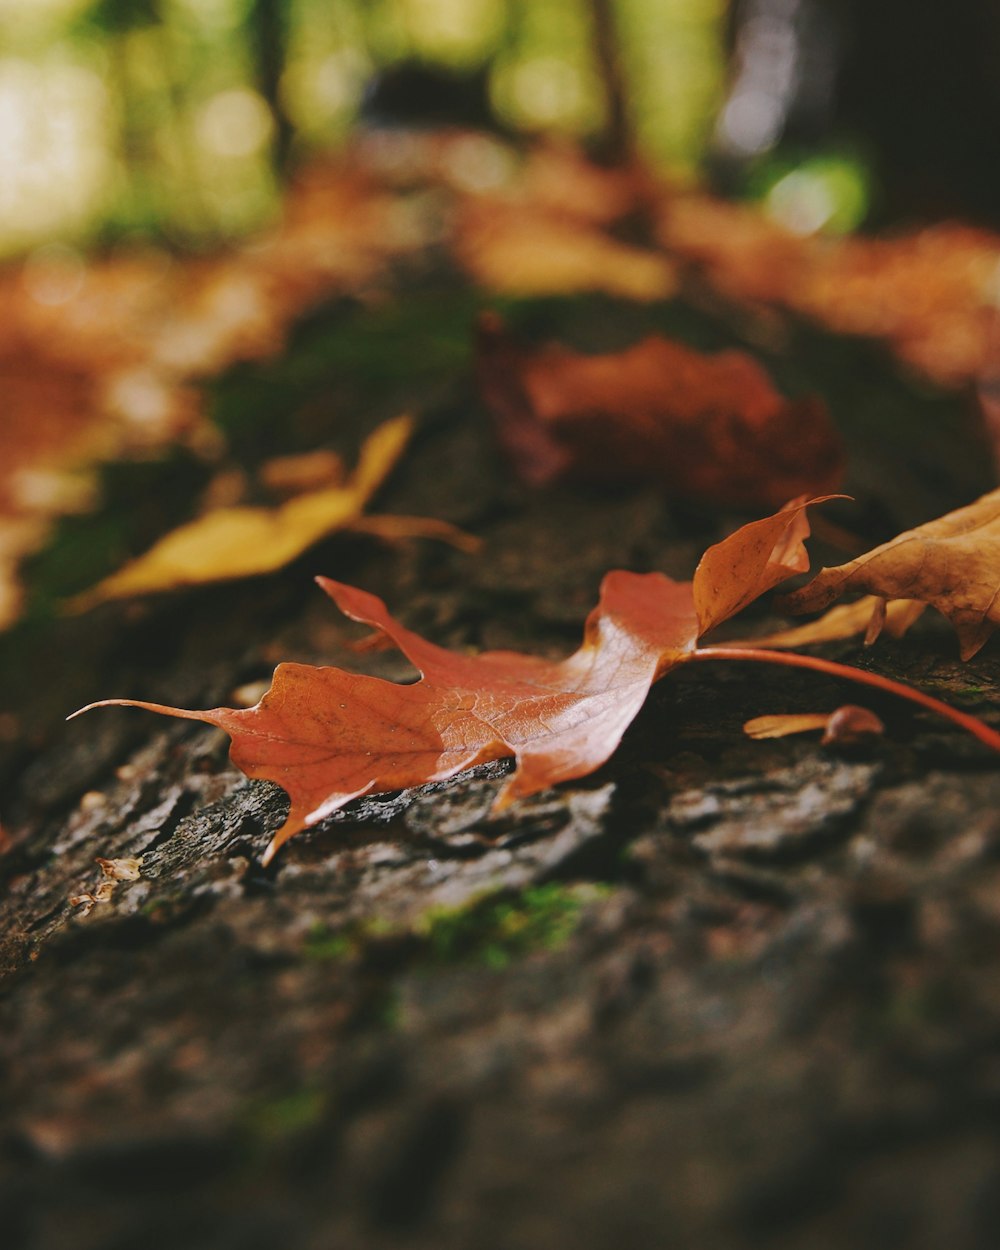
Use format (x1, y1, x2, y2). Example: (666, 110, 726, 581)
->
(781, 488, 1000, 659)
(95, 857, 143, 882)
(733, 595, 927, 649)
(345, 514, 481, 553)
(743, 712, 831, 739)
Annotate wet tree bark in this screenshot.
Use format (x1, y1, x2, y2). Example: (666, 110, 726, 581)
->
(2, 290, 1000, 1250)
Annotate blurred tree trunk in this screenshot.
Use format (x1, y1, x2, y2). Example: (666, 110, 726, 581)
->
(591, 0, 633, 161)
(247, 0, 295, 173)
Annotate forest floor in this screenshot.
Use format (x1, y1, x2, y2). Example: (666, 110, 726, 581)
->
(3, 220, 1000, 1250)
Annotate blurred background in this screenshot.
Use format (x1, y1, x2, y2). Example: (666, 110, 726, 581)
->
(0, 0, 725, 255)
(2, 0, 999, 261)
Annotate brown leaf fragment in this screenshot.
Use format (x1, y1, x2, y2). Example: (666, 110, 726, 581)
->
(744, 705, 885, 744)
(259, 449, 345, 496)
(822, 705, 886, 745)
(780, 488, 1000, 659)
(69, 879, 116, 917)
(692, 495, 843, 636)
(476, 314, 843, 509)
(96, 857, 143, 882)
(732, 595, 927, 649)
(743, 712, 831, 739)
(70, 855, 142, 916)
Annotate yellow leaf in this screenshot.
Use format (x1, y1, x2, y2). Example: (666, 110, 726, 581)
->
(67, 415, 412, 610)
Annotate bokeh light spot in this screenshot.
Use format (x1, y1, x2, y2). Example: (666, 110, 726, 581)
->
(196, 88, 274, 159)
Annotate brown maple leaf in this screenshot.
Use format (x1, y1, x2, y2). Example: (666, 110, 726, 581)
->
(476, 315, 843, 509)
(780, 488, 1000, 659)
(72, 498, 1000, 865)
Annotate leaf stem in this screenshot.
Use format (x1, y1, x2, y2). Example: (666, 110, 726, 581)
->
(689, 646, 1000, 754)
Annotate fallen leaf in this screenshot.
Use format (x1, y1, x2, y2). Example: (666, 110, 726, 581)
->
(457, 202, 676, 301)
(454, 141, 673, 301)
(692, 496, 838, 635)
(345, 513, 482, 553)
(259, 449, 345, 496)
(477, 315, 843, 509)
(780, 488, 1000, 659)
(72, 497, 1000, 864)
(0, 155, 415, 632)
(730, 595, 926, 649)
(658, 194, 1000, 388)
(66, 416, 415, 609)
(95, 857, 143, 882)
(69, 880, 116, 917)
(744, 705, 885, 744)
(72, 567, 700, 864)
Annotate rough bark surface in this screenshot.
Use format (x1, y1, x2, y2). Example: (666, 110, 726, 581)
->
(2, 288, 1000, 1250)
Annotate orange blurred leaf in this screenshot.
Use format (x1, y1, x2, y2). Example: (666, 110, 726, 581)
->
(477, 315, 843, 509)
(457, 202, 676, 301)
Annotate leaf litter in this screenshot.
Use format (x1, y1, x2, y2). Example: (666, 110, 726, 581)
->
(8, 135, 1000, 629)
(13, 137, 995, 866)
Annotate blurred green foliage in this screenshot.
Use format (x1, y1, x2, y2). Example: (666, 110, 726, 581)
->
(0, 0, 726, 254)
